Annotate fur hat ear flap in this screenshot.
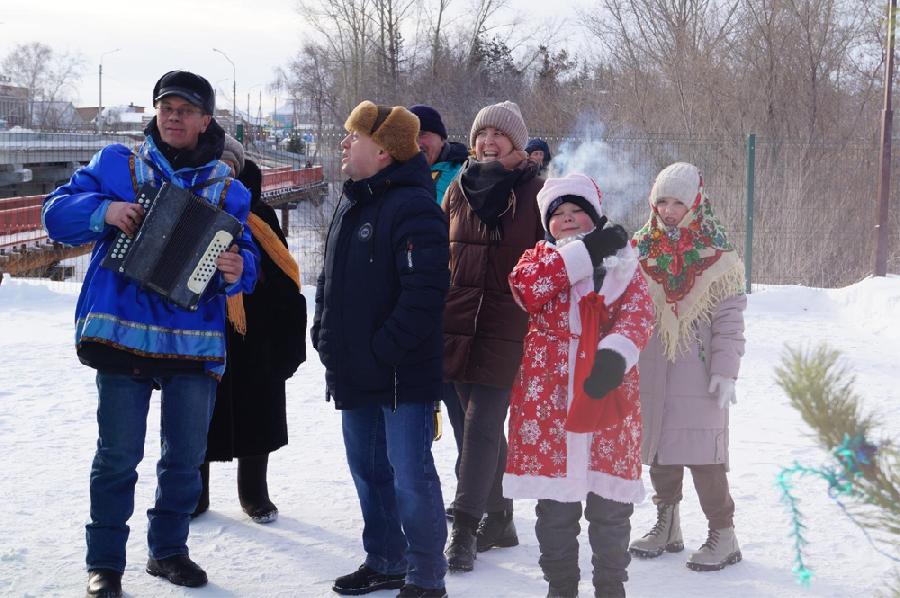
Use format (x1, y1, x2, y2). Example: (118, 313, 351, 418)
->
(345, 101, 421, 162)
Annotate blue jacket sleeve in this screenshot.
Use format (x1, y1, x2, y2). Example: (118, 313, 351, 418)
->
(371, 195, 450, 366)
(221, 179, 259, 296)
(42, 145, 129, 246)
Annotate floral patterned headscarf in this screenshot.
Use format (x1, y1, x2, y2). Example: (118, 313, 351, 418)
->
(633, 167, 744, 360)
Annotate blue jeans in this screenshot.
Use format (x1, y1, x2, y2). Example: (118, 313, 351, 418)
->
(86, 372, 217, 573)
(342, 401, 448, 590)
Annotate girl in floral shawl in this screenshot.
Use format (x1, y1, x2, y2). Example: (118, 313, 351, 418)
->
(630, 162, 747, 572)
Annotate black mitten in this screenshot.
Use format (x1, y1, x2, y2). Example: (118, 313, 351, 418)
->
(583, 349, 627, 399)
(582, 224, 628, 267)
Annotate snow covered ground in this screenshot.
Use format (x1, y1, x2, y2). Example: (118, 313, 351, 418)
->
(0, 275, 897, 597)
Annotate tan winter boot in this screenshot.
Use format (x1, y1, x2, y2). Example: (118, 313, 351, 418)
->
(686, 526, 742, 571)
(628, 502, 684, 558)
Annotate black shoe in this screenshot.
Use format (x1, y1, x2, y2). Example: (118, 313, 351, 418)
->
(594, 581, 625, 598)
(547, 581, 579, 598)
(445, 512, 478, 572)
(445, 506, 455, 521)
(397, 583, 449, 597)
(146, 554, 208, 588)
(86, 569, 122, 597)
(476, 510, 518, 553)
(332, 564, 406, 595)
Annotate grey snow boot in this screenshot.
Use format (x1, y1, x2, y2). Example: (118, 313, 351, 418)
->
(686, 526, 742, 571)
(628, 502, 683, 558)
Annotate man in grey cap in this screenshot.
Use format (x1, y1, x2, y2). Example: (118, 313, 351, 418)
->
(43, 70, 258, 597)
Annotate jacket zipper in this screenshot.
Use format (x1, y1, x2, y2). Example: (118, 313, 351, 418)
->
(392, 368, 398, 411)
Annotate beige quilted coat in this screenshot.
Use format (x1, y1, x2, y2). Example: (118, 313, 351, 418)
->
(638, 294, 747, 468)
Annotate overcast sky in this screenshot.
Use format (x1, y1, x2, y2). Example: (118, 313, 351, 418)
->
(3, 0, 581, 116)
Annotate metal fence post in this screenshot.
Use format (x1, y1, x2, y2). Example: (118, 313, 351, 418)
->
(745, 133, 756, 293)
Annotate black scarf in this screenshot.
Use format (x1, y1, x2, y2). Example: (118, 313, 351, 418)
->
(144, 116, 226, 171)
(459, 157, 537, 238)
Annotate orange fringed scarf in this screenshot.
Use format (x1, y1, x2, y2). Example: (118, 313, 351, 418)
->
(226, 212, 301, 335)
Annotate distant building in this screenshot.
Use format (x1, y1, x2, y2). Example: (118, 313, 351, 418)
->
(74, 103, 150, 131)
(75, 106, 100, 125)
(0, 84, 29, 128)
(105, 103, 147, 128)
(31, 101, 84, 129)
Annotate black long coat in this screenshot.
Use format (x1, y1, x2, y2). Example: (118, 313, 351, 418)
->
(206, 161, 307, 460)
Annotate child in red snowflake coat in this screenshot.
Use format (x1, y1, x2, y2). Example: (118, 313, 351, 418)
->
(504, 173, 653, 598)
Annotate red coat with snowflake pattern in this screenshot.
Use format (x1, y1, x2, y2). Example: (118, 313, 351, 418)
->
(503, 239, 654, 504)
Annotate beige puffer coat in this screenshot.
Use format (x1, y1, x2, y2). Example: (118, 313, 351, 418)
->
(638, 294, 746, 468)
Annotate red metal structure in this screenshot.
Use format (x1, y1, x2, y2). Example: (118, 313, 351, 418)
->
(0, 166, 326, 282)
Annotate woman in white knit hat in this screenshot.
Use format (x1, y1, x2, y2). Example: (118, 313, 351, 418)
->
(441, 100, 545, 572)
(629, 162, 746, 573)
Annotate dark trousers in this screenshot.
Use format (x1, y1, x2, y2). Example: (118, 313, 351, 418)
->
(441, 382, 465, 479)
(649, 463, 735, 530)
(453, 383, 513, 518)
(535, 493, 634, 588)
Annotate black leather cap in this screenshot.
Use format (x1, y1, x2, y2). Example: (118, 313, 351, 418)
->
(152, 71, 215, 115)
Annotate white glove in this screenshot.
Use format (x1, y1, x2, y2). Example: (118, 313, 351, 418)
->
(708, 374, 737, 409)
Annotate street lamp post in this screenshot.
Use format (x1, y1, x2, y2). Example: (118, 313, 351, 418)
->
(246, 83, 263, 144)
(212, 48, 237, 136)
(98, 48, 120, 134)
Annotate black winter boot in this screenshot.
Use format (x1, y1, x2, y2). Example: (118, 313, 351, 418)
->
(191, 461, 209, 518)
(86, 568, 122, 597)
(445, 511, 479, 572)
(146, 554, 207, 587)
(547, 581, 579, 597)
(476, 509, 518, 552)
(594, 580, 625, 598)
(397, 583, 449, 597)
(238, 453, 278, 524)
(332, 564, 405, 595)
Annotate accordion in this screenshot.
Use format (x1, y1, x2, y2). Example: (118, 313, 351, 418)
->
(101, 182, 243, 310)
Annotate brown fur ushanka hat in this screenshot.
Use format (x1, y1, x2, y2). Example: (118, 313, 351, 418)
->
(344, 101, 421, 162)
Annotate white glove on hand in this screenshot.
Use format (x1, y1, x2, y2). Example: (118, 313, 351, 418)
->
(708, 374, 737, 409)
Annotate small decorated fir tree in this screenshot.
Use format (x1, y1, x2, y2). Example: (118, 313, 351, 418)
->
(774, 344, 899, 594)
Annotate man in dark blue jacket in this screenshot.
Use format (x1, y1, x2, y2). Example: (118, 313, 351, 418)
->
(312, 101, 450, 598)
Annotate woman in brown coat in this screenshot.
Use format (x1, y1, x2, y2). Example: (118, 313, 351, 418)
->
(442, 101, 545, 572)
(629, 162, 746, 573)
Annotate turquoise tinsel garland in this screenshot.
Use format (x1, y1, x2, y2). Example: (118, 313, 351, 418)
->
(775, 433, 885, 587)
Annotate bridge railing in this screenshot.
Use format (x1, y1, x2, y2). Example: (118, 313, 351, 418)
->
(1, 165, 328, 282)
(261, 166, 324, 194)
(0, 195, 44, 240)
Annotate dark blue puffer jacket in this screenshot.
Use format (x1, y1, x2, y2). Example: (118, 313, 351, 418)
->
(312, 153, 450, 410)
